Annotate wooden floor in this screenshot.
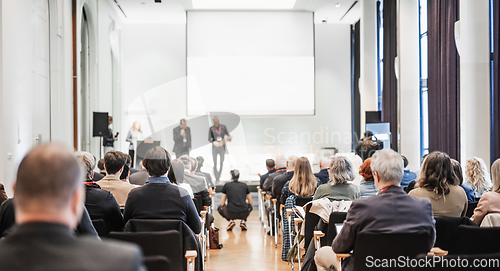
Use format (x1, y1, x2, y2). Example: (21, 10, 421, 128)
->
(205, 211, 291, 271)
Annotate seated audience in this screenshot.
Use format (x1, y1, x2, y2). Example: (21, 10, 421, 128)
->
(405, 153, 430, 194)
(401, 155, 417, 189)
(179, 155, 208, 194)
(315, 149, 435, 271)
(189, 156, 213, 194)
(218, 169, 252, 231)
(0, 144, 144, 270)
(358, 158, 377, 197)
(195, 156, 215, 189)
(272, 155, 298, 204)
(281, 157, 321, 205)
(262, 157, 286, 192)
(123, 147, 201, 234)
(92, 158, 105, 182)
(168, 159, 194, 199)
(451, 159, 475, 202)
(97, 151, 135, 208)
(465, 157, 492, 200)
(409, 151, 468, 217)
(0, 183, 7, 205)
(314, 157, 331, 185)
(259, 159, 277, 187)
(471, 159, 500, 225)
(129, 161, 148, 185)
(313, 156, 360, 201)
(354, 131, 382, 161)
(119, 163, 130, 182)
(126, 154, 139, 175)
(75, 151, 124, 232)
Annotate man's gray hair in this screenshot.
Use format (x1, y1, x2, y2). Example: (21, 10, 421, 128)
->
(287, 155, 298, 168)
(319, 157, 331, 169)
(370, 149, 404, 184)
(328, 156, 354, 185)
(276, 155, 286, 168)
(75, 151, 96, 180)
(178, 155, 191, 171)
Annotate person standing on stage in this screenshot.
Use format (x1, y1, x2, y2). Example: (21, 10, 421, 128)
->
(208, 116, 231, 183)
(173, 119, 191, 158)
(103, 116, 118, 154)
(126, 121, 143, 168)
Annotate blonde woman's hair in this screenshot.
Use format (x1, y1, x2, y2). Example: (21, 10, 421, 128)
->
(465, 157, 491, 193)
(492, 159, 500, 192)
(328, 156, 355, 184)
(289, 157, 317, 197)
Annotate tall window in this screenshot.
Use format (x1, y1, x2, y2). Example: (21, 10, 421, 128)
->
(377, 1, 384, 111)
(419, 0, 429, 158)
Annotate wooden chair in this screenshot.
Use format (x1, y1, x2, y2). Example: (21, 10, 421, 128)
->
(294, 217, 304, 270)
(272, 198, 278, 247)
(185, 250, 197, 271)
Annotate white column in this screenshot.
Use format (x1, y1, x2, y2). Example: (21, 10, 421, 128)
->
(359, 0, 379, 135)
(398, 0, 421, 171)
(459, 0, 490, 166)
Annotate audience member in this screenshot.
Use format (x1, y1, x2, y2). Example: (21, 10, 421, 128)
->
(281, 157, 321, 205)
(354, 131, 382, 161)
(259, 159, 277, 187)
(313, 156, 360, 201)
(120, 163, 130, 182)
(188, 156, 213, 194)
(125, 154, 139, 175)
(358, 158, 377, 197)
(75, 151, 124, 233)
(92, 158, 105, 182)
(97, 159, 106, 174)
(471, 159, 500, 225)
(406, 153, 430, 193)
(129, 161, 148, 185)
(179, 155, 209, 194)
(0, 143, 144, 270)
(401, 155, 417, 189)
(123, 146, 201, 234)
(465, 157, 492, 200)
(195, 156, 214, 189)
(451, 159, 475, 202)
(168, 159, 194, 199)
(0, 183, 7, 205)
(97, 151, 135, 208)
(314, 157, 331, 185)
(314, 149, 435, 271)
(272, 155, 298, 203)
(218, 169, 252, 231)
(262, 157, 286, 192)
(409, 151, 467, 217)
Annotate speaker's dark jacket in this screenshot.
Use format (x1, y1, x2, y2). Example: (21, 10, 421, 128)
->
(172, 126, 191, 154)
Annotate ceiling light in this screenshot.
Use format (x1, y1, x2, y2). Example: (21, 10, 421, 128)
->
(335, 3, 341, 8)
(192, 0, 297, 10)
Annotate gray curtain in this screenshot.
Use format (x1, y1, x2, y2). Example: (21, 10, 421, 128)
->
(493, 0, 500, 162)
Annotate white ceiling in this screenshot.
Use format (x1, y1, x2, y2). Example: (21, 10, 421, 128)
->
(115, 0, 359, 24)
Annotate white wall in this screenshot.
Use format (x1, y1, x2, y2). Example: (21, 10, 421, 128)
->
(0, 0, 74, 196)
(120, 14, 352, 180)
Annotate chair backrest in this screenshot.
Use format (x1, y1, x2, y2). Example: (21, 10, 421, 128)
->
(466, 201, 478, 218)
(108, 231, 182, 271)
(480, 213, 500, 227)
(434, 217, 477, 250)
(143, 255, 172, 271)
(326, 212, 348, 245)
(353, 231, 432, 271)
(450, 225, 500, 255)
(295, 196, 313, 207)
(91, 219, 108, 237)
(193, 194, 203, 214)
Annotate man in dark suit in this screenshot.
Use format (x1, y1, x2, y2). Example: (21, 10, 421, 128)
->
(314, 149, 435, 271)
(0, 143, 144, 271)
(314, 157, 331, 185)
(173, 119, 191, 158)
(259, 159, 276, 187)
(272, 155, 298, 203)
(208, 116, 231, 183)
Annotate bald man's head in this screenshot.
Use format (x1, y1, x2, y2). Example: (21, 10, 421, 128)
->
(213, 116, 219, 126)
(15, 143, 83, 213)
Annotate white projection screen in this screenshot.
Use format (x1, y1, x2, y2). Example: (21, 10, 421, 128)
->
(187, 11, 315, 116)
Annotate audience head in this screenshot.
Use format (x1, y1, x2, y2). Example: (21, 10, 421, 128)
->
(213, 116, 220, 126)
(328, 156, 355, 185)
(370, 149, 404, 188)
(180, 119, 187, 129)
(450, 159, 464, 185)
(420, 153, 429, 165)
(402, 155, 409, 169)
(286, 155, 298, 170)
(168, 159, 185, 185)
(266, 159, 276, 170)
(276, 155, 286, 169)
(179, 155, 191, 171)
(14, 143, 84, 228)
(97, 159, 105, 172)
(104, 151, 126, 176)
(230, 169, 240, 181)
(289, 157, 317, 197)
(120, 164, 130, 181)
(417, 151, 458, 196)
(465, 157, 491, 192)
(189, 156, 198, 173)
(142, 146, 171, 178)
(125, 154, 132, 166)
(319, 157, 330, 170)
(132, 121, 141, 132)
(359, 158, 373, 182)
(196, 156, 205, 170)
(491, 159, 500, 192)
(75, 151, 96, 181)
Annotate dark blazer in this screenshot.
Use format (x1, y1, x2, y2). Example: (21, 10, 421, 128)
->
(314, 168, 330, 185)
(260, 169, 277, 187)
(103, 128, 115, 147)
(0, 222, 145, 271)
(173, 126, 191, 155)
(85, 183, 124, 232)
(332, 186, 435, 271)
(93, 172, 105, 182)
(272, 171, 294, 202)
(123, 182, 201, 234)
(262, 168, 286, 192)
